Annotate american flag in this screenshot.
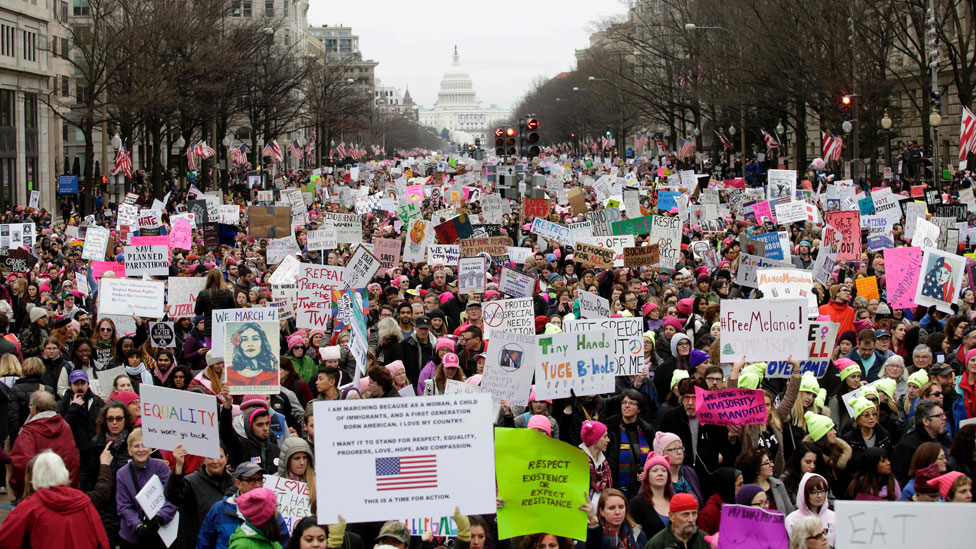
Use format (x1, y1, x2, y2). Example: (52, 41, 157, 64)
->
(677, 137, 696, 161)
(193, 141, 216, 160)
(654, 135, 669, 153)
(715, 131, 733, 152)
(112, 145, 132, 178)
(761, 129, 779, 157)
(305, 130, 316, 157)
(601, 135, 611, 151)
(262, 140, 284, 162)
(186, 145, 197, 172)
(230, 144, 248, 166)
(287, 139, 303, 159)
(822, 132, 843, 163)
(375, 454, 437, 491)
(961, 106, 976, 162)
(336, 142, 347, 158)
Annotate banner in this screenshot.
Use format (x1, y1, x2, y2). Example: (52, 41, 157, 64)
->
(482, 298, 535, 340)
(535, 330, 616, 399)
(480, 331, 537, 405)
(719, 298, 809, 362)
(563, 318, 644, 376)
(577, 290, 609, 319)
(313, 394, 496, 524)
(404, 219, 433, 263)
(345, 246, 380, 290)
(98, 278, 166, 318)
(166, 277, 205, 318)
(757, 268, 817, 317)
(494, 428, 589, 540)
(296, 264, 346, 329)
(263, 475, 311, 534)
(123, 245, 169, 277)
(765, 321, 839, 378)
(497, 268, 537, 298)
(716, 505, 789, 548)
(211, 307, 279, 359)
(140, 385, 219, 458)
(694, 386, 767, 426)
(224, 320, 280, 394)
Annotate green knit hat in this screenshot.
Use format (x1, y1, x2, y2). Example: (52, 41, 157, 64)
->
(799, 372, 820, 394)
(874, 378, 896, 401)
(814, 388, 827, 409)
(804, 411, 835, 441)
(671, 369, 690, 390)
(737, 363, 767, 390)
(850, 397, 876, 420)
(907, 370, 929, 388)
(860, 385, 880, 402)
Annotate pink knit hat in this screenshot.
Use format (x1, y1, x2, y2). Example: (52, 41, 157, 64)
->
(440, 292, 454, 305)
(117, 391, 140, 406)
(662, 317, 683, 330)
(642, 451, 671, 475)
(287, 334, 305, 350)
(241, 395, 269, 410)
(642, 302, 659, 316)
(435, 337, 455, 353)
(527, 415, 551, 435)
(580, 420, 607, 446)
(932, 471, 967, 500)
(653, 431, 682, 456)
(386, 360, 405, 376)
(236, 487, 277, 526)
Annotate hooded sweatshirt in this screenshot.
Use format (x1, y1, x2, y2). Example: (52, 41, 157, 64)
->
(652, 333, 692, 401)
(785, 472, 836, 547)
(0, 485, 110, 548)
(10, 410, 81, 495)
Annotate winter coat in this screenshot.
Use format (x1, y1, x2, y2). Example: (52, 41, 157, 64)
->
(115, 457, 178, 543)
(7, 375, 54, 441)
(40, 353, 69, 390)
(652, 334, 691, 403)
(0, 486, 110, 549)
(628, 493, 669, 541)
(83, 432, 131, 547)
(818, 301, 856, 338)
(286, 354, 318, 385)
(220, 405, 281, 473)
(197, 495, 290, 549)
(229, 522, 283, 549)
(56, 389, 104, 485)
(841, 424, 893, 467)
(785, 473, 837, 547)
(891, 426, 953, 487)
(603, 414, 656, 498)
(401, 332, 437, 387)
(659, 404, 741, 490)
(645, 526, 710, 549)
(182, 330, 208, 371)
(801, 435, 853, 499)
(844, 348, 889, 382)
(19, 324, 48, 358)
(195, 288, 236, 338)
(9, 411, 80, 496)
(165, 466, 235, 545)
(767, 476, 795, 515)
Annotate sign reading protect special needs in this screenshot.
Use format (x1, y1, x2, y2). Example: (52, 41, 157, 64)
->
(140, 385, 219, 458)
(482, 297, 535, 340)
(719, 298, 809, 362)
(313, 394, 496, 524)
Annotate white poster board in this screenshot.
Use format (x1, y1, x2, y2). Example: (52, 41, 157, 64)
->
(140, 385, 219, 458)
(534, 330, 617, 399)
(834, 501, 976, 548)
(482, 298, 535, 340)
(98, 278, 166, 318)
(295, 264, 346, 330)
(577, 290, 610, 319)
(719, 299, 809, 362)
(345, 245, 380, 290)
(166, 277, 206, 318)
(480, 331, 537, 406)
(264, 475, 311, 534)
(563, 318, 644, 376)
(123, 245, 169, 277)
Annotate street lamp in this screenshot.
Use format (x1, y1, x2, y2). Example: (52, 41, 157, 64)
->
(175, 134, 186, 189)
(881, 109, 892, 174)
(110, 133, 122, 198)
(842, 120, 853, 134)
(930, 107, 942, 187)
(728, 125, 735, 136)
(775, 121, 784, 135)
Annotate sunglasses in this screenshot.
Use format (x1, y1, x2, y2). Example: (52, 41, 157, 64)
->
(665, 311, 678, 316)
(106, 416, 125, 423)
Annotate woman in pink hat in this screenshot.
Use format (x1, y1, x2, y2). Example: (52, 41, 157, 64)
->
(423, 352, 466, 395)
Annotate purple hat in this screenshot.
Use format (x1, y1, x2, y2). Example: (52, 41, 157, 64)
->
(68, 369, 89, 384)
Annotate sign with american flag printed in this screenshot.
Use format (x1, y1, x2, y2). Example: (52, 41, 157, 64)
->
(375, 455, 438, 491)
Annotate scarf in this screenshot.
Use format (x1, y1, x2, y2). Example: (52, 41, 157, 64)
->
(125, 362, 153, 386)
(617, 421, 649, 497)
(600, 520, 640, 549)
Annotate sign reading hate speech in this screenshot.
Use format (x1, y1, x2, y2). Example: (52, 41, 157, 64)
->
(719, 298, 809, 361)
(140, 385, 219, 458)
(494, 427, 589, 541)
(563, 318, 644, 376)
(694, 386, 767, 426)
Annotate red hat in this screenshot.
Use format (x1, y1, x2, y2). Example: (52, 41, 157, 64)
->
(669, 493, 698, 513)
(535, 315, 549, 331)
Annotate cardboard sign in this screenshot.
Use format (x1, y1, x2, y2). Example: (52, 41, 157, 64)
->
(123, 245, 169, 277)
(534, 330, 617, 399)
(480, 331, 537, 405)
(497, 269, 537, 299)
(345, 246, 380, 290)
(482, 297, 535, 340)
(166, 277, 205, 319)
(458, 257, 486, 294)
(248, 206, 292, 238)
(577, 235, 634, 267)
(140, 385, 219, 458)
(719, 298, 809, 361)
(717, 505, 789, 548)
(263, 475, 311, 534)
(98, 278, 166, 318)
(567, 187, 587, 215)
(494, 428, 589, 541)
(574, 241, 615, 269)
(296, 264, 346, 329)
(563, 317, 644, 376)
(577, 289, 610, 319)
(694, 386, 767, 426)
(313, 395, 496, 524)
(623, 244, 659, 268)
(223, 320, 280, 395)
(765, 321, 840, 378)
(149, 322, 176, 348)
(459, 236, 511, 257)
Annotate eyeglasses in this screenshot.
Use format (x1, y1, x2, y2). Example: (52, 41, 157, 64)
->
(106, 416, 125, 423)
(240, 476, 265, 484)
(621, 400, 639, 407)
(809, 489, 827, 496)
(751, 498, 770, 508)
(806, 531, 827, 541)
(665, 447, 685, 454)
(930, 392, 943, 397)
(927, 412, 947, 419)
(705, 376, 723, 383)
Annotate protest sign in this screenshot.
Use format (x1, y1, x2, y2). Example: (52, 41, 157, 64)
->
(403, 219, 434, 263)
(826, 211, 861, 261)
(0, 248, 38, 273)
(494, 428, 589, 541)
(585, 208, 621, 236)
(269, 255, 301, 285)
(577, 289, 610, 319)
(140, 385, 219, 458)
(306, 228, 338, 251)
(735, 254, 794, 288)
(622, 244, 659, 268)
(267, 235, 302, 265)
(320, 212, 362, 244)
(765, 321, 839, 378)
(130, 235, 169, 248)
(530, 218, 572, 246)
(313, 394, 496, 524)
(211, 307, 279, 358)
(134, 475, 179, 545)
(434, 214, 474, 244)
(834, 501, 976, 548)
(774, 200, 809, 224)
(914, 247, 965, 313)
(374, 238, 402, 272)
(82, 226, 110, 260)
(497, 268, 537, 298)
(224, 320, 280, 394)
(98, 278, 166, 318)
(719, 298, 809, 361)
(296, 264, 346, 329)
(481, 331, 537, 405)
(694, 386, 767, 426)
(521, 198, 550, 221)
(459, 236, 511, 257)
(402, 517, 458, 537)
(345, 246, 380, 290)
(216, 205, 240, 225)
(577, 235, 633, 267)
(427, 245, 460, 266)
(649, 215, 682, 268)
(611, 215, 655, 236)
(757, 268, 817, 317)
(564, 317, 643, 376)
(482, 297, 535, 340)
(123, 245, 169, 277)
(169, 219, 193, 250)
(574, 241, 615, 269)
(752, 232, 789, 261)
(263, 475, 311, 534)
(716, 505, 789, 548)
(94, 366, 125, 398)
(248, 206, 292, 238)
(567, 187, 587, 215)
(535, 330, 617, 399)
(856, 276, 880, 299)
(458, 257, 486, 294)
(863, 214, 894, 250)
(767, 169, 797, 201)
(149, 322, 175, 348)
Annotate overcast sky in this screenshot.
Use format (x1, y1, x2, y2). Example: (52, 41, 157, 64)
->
(307, 1, 626, 110)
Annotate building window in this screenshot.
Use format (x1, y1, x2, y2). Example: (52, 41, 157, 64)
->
(23, 31, 37, 62)
(61, 76, 69, 97)
(0, 25, 13, 57)
(61, 37, 68, 58)
(24, 93, 37, 129)
(73, 0, 89, 16)
(51, 38, 57, 58)
(265, 0, 273, 17)
(283, 0, 288, 16)
(61, 1, 68, 21)
(0, 89, 13, 127)
(233, 0, 252, 17)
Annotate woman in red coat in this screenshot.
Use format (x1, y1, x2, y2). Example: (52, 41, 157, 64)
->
(0, 450, 109, 548)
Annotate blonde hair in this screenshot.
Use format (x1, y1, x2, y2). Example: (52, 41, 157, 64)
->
(22, 357, 45, 378)
(127, 427, 144, 447)
(0, 354, 23, 378)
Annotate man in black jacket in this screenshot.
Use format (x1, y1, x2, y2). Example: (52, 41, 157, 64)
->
(892, 400, 953, 486)
(603, 389, 656, 499)
(219, 387, 280, 473)
(401, 316, 435, 386)
(56, 369, 104, 453)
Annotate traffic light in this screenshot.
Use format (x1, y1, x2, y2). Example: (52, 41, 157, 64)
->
(505, 127, 517, 156)
(494, 127, 505, 156)
(605, 126, 612, 137)
(932, 90, 942, 113)
(524, 118, 541, 158)
(841, 95, 852, 118)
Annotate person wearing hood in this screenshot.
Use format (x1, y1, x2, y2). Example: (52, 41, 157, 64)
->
(785, 472, 836, 547)
(818, 284, 856, 337)
(697, 467, 741, 535)
(115, 428, 178, 547)
(166, 442, 235, 545)
(581, 420, 612, 500)
(277, 437, 317, 511)
(9, 390, 80, 498)
(0, 450, 109, 548)
(182, 314, 209, 371)
(802, 412, 853, 499)
(56, 369, 104, 471)
(122, 347, 154, 393)
(652, 332, 692, 405)
(220, 386, 282, 474)
(197, 462, 290, 549)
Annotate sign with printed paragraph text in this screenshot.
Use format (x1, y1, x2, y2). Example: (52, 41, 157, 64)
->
(98, 278, 166, 318)
(719, 299, 809, 361)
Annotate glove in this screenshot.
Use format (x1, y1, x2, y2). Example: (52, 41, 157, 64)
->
(327, 515, 346, 548)
(148, 515, 164, 532)
(136, 525, 154, 541)
(453, 507, 471, 543)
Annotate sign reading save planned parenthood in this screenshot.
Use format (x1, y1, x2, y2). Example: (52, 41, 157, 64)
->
(719, 298, 809, 362)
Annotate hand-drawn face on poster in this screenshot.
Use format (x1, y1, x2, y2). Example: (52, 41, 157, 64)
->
(915, 247, 966, 313)
(224, 320, 280, 394)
